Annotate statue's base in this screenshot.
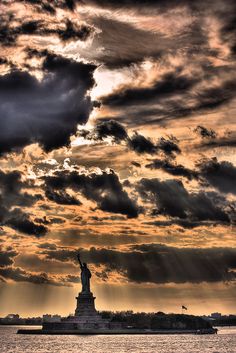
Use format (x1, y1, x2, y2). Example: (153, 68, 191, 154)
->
(42, 316, 111, 331)
(75, 291, 97, 316)
(42, 291, 110, 330)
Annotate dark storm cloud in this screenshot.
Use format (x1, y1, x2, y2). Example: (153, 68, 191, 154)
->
(45, 189, 82, 205)
(24, 47, 50, 60)
(0, 57, 13, 67)
(23, 0, 81, 14)
(0, 248, 18, 267)
(0, 245, 79, 286)
(219, 5, 236, 57)
(64, 0, 76, 11)
(191, 81, 236, 111)
(157, 137, 181, 156)
(43, 244, 236, 284)
(101, 72, 198, 107)
(0, 13, 93, 46)
(81, 120, 180, 157)
(41, 248, 78, 262)
(0, 12, 16, 46)
(98, 62, 236, 129)
(126, 87, 234, 127)
(198, 158, 236, 195)
(194, 125, 216, 139)
(146, 159, 198, 180)
(34, 216, 64, 225)
(0, 169, 47, 236)
(55, 19, 93, 42)
(0, 53, 96, 154)
(44, 169, 139, 218)
(52, 227, 145, 247)
(99, 88, 235, 127)
(144, 219, 217, 229)
(99, 68, 236, 128)
(198, 131, 236, 149)
(37, 243, 57, 250)
(0, 170, 25, 196)
(161, 77, 236, 123)
(0, 245, 66, 284)
(128, 133, 157, 155)
(78, 120, 128, 142)
(21, 19, 92, 43)
(33, 216, 50, 225)
(0, 169, 40, 210)
(6, 209, 47, 237)
(0, 266, 76, 286)
(92, 120, 128, 142)
(0, 58, 7, 65)
(128, 134, 180, 157)
(23, 0, 57, 14)
(137, 178, 231, 224)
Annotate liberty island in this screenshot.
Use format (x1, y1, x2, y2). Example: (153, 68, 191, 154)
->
(17, 253, 217, 335)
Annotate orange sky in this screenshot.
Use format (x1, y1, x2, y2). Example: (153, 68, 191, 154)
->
(0, 0, 235, 317)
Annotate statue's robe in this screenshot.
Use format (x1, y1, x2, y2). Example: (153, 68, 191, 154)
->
(81, 266, 91, 292)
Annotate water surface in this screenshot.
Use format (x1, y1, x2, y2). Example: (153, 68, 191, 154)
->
(0, 326, 235, 353)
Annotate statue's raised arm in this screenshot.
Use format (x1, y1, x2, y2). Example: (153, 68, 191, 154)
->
(77, 253, 83, 269)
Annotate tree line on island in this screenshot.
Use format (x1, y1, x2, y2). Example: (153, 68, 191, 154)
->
(99, 311, 212, 330)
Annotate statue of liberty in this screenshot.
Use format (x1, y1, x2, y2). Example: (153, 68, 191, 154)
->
(77, 253, 91, 293)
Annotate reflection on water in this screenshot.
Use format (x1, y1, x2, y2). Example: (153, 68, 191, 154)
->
(0, 326, 235, 353)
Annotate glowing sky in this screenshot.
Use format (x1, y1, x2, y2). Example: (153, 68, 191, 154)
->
(0, 0, 235, 316)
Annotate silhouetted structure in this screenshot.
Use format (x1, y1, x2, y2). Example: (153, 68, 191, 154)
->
(43, 252, 110, 330)
(17, 252, 218, 334)
(77, 253, 91, 293)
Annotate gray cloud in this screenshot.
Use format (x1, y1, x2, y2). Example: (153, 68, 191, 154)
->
(44, 169, 139, 218)
(137, 178, 232, 225)
(0, 169, 46, 236)
(80, 120, 181, 157)
(0, 53, 96, 155)
(0, 266, 78, 286)
(100, 75, 236, 129)
(197, 131, 236, 150)
(101, 71, 198, 107)
(146, 159, 198, 180)
(6, 209, 47, 237)
(198, 158, 236, 195)
(42, 244, 236, 284)
(45, 189, 82, 205)
(194, 125, 217, 139)
(0, 247, 18, 267)
(0, 13, 93, 46)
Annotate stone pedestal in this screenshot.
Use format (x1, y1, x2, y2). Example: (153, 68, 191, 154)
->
(43, 290, 111, 331)
(75, 292, 97, 316)
(69, 291, 110, 329)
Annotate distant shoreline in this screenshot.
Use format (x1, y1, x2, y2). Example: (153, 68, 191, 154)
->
(17, 328, 218, 335)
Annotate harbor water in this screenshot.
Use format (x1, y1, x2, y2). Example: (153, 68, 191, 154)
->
(0, 326, 235, 353)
